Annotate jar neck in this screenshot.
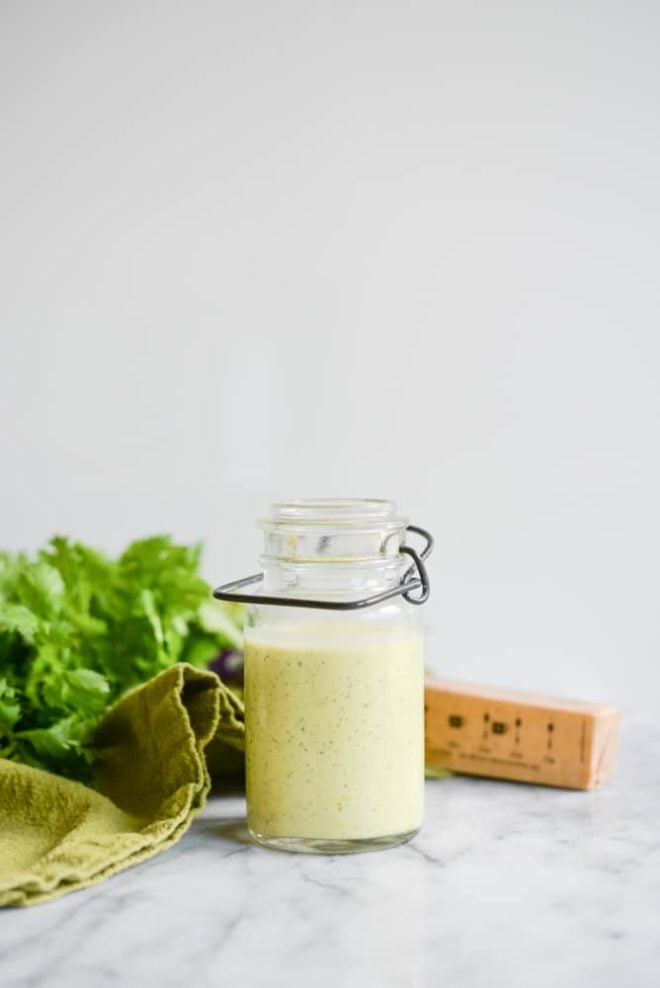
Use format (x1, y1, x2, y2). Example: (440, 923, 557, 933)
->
(261, 557, 406, 599)
(256, 499, 410, 600)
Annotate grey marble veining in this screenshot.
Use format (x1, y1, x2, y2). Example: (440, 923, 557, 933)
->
(2, 717, 659, 988)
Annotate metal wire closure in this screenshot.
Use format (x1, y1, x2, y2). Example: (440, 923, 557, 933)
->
(212, 524, 433, 610)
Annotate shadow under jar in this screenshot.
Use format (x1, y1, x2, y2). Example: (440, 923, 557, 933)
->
(214, 498, 432, 854)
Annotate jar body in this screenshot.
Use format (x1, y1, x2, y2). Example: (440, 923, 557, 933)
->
(244, 599, 424, 852)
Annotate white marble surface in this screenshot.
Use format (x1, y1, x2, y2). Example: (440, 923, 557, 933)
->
(2, 717, 659, 988)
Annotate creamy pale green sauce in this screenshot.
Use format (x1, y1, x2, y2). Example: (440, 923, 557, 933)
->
(244, 624, 424, 840)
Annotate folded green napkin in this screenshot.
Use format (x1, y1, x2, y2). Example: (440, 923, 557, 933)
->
(0, 663, 245, 908)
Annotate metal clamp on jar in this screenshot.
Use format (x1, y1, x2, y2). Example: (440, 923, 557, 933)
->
(214, 498, 433, 854)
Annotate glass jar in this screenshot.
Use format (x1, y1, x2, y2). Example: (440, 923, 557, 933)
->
(214, 498, 432, 854)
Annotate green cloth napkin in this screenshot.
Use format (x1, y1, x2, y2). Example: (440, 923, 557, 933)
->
(0, 663, 245, 908)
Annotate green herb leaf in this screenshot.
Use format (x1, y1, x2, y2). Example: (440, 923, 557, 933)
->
(0, 602, 40, 642)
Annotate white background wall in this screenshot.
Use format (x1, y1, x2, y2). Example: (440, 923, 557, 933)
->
(2, 1, 659, 713)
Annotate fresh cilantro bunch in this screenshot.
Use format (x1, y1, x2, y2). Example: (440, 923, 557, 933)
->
(0, 536, 243, 781)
